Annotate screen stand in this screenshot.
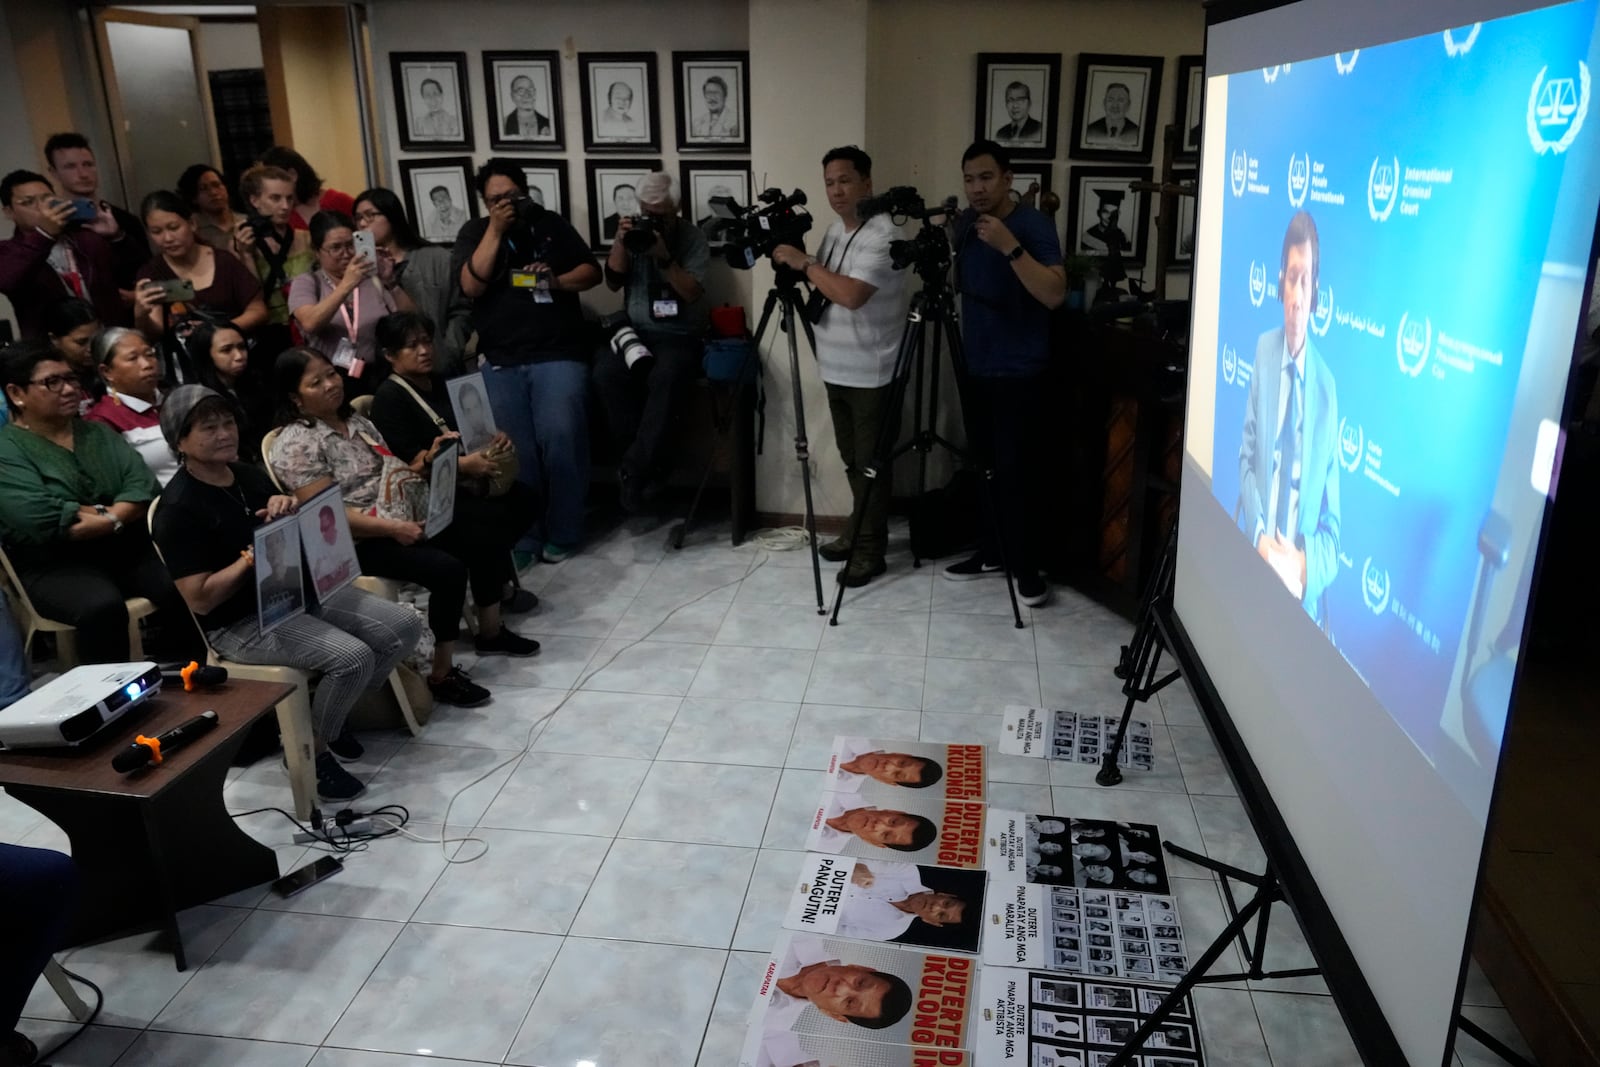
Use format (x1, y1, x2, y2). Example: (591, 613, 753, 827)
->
(1099, 518, 1182, 786)
(1106, 841, 1322, 1067)
(1454, 1016, 1537, 1067)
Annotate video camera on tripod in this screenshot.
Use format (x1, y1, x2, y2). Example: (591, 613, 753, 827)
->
(857, 186, 960, 280)
(708, 188, 813, 270)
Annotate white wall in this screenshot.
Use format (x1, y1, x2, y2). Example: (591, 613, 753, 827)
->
(198, 19, 263, 71)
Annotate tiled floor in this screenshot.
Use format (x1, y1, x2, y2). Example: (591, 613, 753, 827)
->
(5, 518, 1533, 1066)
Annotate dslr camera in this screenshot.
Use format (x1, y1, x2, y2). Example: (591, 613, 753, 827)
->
(710, 188, 814, 270)
(621, 214, 660, 254)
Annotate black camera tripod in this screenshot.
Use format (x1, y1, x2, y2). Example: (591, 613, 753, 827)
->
(827, 254, 1024, 628)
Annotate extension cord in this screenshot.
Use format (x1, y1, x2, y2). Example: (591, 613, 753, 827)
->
(292, 817, 377, 844)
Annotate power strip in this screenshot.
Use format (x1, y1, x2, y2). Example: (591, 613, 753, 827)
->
(292, 817, 377, 844)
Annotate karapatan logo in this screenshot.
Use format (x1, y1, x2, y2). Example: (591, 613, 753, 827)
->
(1397, 311, 1432, 377)
(1337, 417, 1363, 474)
(1527, 63, 1591, 155)
(1286, 153, 1310, 208)
(1249, 261, 1268, 308)
(1230, 149, 1248, 197)
(1221, 344, 1238, 386)
(1334, 50, 1360, 76)
(1443, 24, 1481, 58)
(1362, 557, 1391, 615)
(1367, 155, 1399, 222)
(1311, 285, 1333, 337)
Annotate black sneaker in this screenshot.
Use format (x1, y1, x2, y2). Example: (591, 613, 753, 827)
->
(943, 553, 1002, 581)
(1017, 573, 1050, 608)
(619, 467, 645, 513)
(818, 536, 854, 562)
(838, 557, 887, 588)
(429, 666, 492, 707)
(315, 751, 366, 802)
(327, 729, 365, 764)
(502, 587, 539, 614)
(474, 628, 541, 657)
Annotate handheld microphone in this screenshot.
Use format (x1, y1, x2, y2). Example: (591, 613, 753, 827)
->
(112, 710, 219, 772)
(159, 661, 227, 691)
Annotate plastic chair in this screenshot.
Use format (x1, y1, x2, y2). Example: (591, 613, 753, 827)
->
(42, 959, 91, 1021)
(0, 544, 155, 667)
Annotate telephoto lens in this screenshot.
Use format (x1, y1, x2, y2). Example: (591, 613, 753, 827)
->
(622, 215, 659, 253)
(610, 325, 654, 372)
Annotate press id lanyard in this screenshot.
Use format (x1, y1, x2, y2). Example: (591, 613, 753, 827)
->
(330, 276, 365, 377)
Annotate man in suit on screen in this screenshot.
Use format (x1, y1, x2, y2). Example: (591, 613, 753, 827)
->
(1237, 209, 1341, 629)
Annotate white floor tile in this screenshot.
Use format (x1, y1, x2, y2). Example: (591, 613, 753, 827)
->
(412, 827, 610, 934)
(362, 743, 521, 827)
(805, 650, 926, 709)
(1252, 988, 1361, 1065)
(531, 689, 682, 759)
(620, 760, 780, 846)
(817, 608, 930, 657)
(923, 655, 1041, 713)
(411, 685, 564, 751)
(927, 611, 1039, 661)
(569, 838, 756, 947)
(256, 822, 452, 922)
(657, 697, 800, 766)
(715, 600, 829, 649)
(113, 1032, 316, 1067)
(787, 703, 923, 769)
(12, 1021, 139, 1067)
(698, 950, 769, 1066)
(690, 645, 816, 702)
(733, 848, 805, 951)
(580, 638, 708, 696)
(479, 751, 650, 835)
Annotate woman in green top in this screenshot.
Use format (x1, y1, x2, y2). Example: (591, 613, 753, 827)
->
(0, 341, 200, 664)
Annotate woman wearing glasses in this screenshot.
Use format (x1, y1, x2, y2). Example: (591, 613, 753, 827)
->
(0, 341, 199, 664)
(352, 188, 472, 374)
(288, 211, 414, 397)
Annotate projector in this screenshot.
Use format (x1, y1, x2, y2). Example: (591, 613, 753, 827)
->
(0, 662, 163, 750)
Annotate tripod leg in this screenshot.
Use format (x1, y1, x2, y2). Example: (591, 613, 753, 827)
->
(1456, 1015, 1538, 1067)
(776, 292, 826, 614)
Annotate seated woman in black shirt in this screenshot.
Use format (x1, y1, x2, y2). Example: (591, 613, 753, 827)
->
(185, 321, 272, 461)
(368, 311, 539, 614)
(151, 385, 423, 802)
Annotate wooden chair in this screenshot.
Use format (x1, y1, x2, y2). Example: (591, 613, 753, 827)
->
(0, 544, 155, 667)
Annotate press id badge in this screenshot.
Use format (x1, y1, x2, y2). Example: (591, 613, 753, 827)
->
(512, 271, 554, 303)
(651, 298, 680, 320)
(330, 337, 357, 370)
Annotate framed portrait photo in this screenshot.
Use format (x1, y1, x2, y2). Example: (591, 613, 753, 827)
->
(398, 157, 478, 246)
(1009, 163, 1054, 210)
(673, 51, 750, 152)
(1069, 53, 1164, 163)
(483, 51, 563, 151)
(585, 158, 663, 251)
(1166, 167, 1197, 268)
(579, 52, 660, 152)
(391, 52, 473, 152)
(1174, 55, 1205, 162)
(502, 158, 570, 219)
(975, 53, 1061, 159)
(1066, 165, 1154, 263)
(679, 159, 752, 250)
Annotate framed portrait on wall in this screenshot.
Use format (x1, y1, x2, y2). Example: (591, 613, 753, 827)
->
(1173, 55, 1204, 162)
(974, 53, 1061, 159)
(1066, 165, 1154, 263)
(391, 52, 473, 152)
(585, 158, 663, 251)
(1069, 53, 1164, 163)
(506, 158, 570, 219)
(483, 51, 564, 151)
(1009, 163, 1054, 210)
(673, 51, 750, 152)
(398, 157, 478, 246)
(679, 159, 752, 249)
(1166, 167, 1197, 267)
(579, 52, 660, 152)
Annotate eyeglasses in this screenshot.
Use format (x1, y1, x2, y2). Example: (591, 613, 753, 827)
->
(321, 241, 356, 255)
(354, 210, 383, 223)
(29, 374, 80, 394)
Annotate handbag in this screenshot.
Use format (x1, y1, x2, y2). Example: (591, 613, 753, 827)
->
(355, 428, 429, 522)
(388, 375, 518, 497)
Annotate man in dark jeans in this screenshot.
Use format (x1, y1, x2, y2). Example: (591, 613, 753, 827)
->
(592, 171, 710, 512)
(948, 140, 1066, 607)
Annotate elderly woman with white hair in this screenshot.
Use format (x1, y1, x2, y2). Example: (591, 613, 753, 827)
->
(83, 326, 178, 485)
(593, 169, 711, 511)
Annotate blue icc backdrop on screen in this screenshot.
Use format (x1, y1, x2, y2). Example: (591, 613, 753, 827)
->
(1208, 2, 1599, 771)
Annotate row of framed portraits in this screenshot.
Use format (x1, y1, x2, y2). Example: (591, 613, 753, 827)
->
(391, 49, 750, 155)
(976, 52, 1203, 165)
(397, 155, 754, 255)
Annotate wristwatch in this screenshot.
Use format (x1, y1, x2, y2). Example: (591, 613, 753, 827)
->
(94, 504, 124, 532)
(1007, 244, 1026, 262)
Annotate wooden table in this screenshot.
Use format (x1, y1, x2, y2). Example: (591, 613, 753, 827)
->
(0, 678, 294, 969)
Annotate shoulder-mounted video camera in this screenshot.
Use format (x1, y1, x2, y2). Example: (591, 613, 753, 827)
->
(711, 188, 814, 270)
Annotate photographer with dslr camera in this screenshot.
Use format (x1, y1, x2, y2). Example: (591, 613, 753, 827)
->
(948, 139, 1065, 607)
(770, 146, 909, 587)
(456, 158, 601, 564)
(593, 171, 710, 512)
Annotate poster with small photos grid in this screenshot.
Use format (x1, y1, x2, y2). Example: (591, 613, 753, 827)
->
(1001, 705, 1155, 770)
(975, 968, 1205, 1067)
(984, 882, 1189, 984)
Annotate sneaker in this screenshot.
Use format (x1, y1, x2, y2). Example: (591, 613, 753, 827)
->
(315, 751, 366, 802)
(837, 557, 887, 588)
(943, 553, 1002, 581)
(428, 665, 492, 707)
(502, 587, 539, 614)
(326, 729, 364, 764)
(513, 549, 538, 572)
(541, 542, 577, 564)
(474, 628, 541, 657)
(818, 536, 854, 562)
(1017, 573, 1050, 608)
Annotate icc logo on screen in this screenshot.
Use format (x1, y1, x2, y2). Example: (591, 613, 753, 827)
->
(1367, 156, 1400, 222)
(1221, 344, 1238, 386)
(1230, 150, 1248, 197)
(1286, 153, 1310, 208)
(1311, 286, 1334, 337)
(1334, 51, 1359, 76)
(1362, 558, 1391, 616)
(1527, 63, 1591, 154)
(1338, 418, 1363, 474)
(1443, 24, 1481, 58)
(1248, 261, 1268, 307)
(1262, 62, 1290, 84)
(1397, 311, 1432, 378)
